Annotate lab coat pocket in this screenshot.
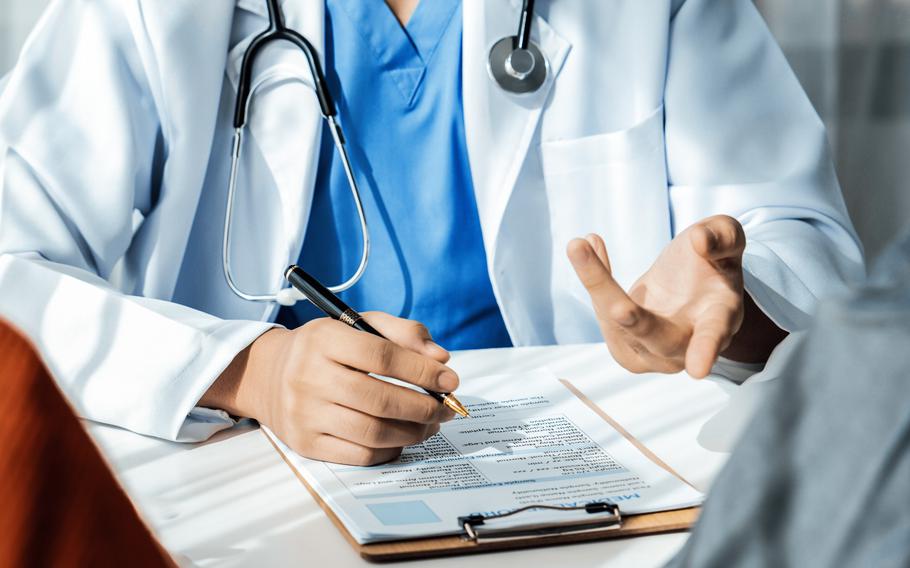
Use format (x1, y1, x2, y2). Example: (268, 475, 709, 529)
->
(539, 106, 672, 339)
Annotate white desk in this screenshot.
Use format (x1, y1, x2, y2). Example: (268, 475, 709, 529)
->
(88, 344, 731, 568)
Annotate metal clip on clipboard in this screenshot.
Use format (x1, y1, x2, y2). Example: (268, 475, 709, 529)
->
(458, 502, 622, 544)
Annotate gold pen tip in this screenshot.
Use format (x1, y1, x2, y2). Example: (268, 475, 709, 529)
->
(444, 396, 470, 418)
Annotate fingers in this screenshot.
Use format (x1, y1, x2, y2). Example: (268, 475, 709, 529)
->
(329, 367, 456, 424)
(568, 235, 664, 337)
(317, 320, 459, 393)
(690, 215, 746, 263)
(566, 231, 742, 379)
(314, 404, 440, 449)
(362, 312, 450, 363)
(685, 304, 740, 378)
(585, 233, 611, 272)
(567, 236, 642, 327)
(271, 320, 455, 467)
(307, 434, 404, 466)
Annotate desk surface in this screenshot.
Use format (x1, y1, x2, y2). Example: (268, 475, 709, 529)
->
(87, 344, 731, 568)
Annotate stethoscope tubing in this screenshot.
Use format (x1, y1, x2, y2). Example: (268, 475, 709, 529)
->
(223, 0, 546, 306)
(223, 0, 370, 305)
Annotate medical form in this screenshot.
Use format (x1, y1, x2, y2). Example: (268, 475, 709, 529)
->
(265, 372, 703, 543)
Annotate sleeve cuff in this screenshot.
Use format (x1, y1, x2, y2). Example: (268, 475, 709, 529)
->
(176, 407, 238, 442)
(742, 242, 817, 332)
(709, 356, 765, 387)
(162, 319, 277, 442)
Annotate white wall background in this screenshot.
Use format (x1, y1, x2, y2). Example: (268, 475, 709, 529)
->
(1, 0, 908, 262)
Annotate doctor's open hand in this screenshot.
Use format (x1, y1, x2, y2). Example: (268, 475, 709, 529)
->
(568, 215, 785, 379)
(200, 312, 457, 466)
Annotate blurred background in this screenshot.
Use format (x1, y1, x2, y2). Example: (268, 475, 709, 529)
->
(1, 0, 908, 262)
(755, 0, 910, 263)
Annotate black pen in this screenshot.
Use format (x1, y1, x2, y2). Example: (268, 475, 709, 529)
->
(284, 265, 470, 418)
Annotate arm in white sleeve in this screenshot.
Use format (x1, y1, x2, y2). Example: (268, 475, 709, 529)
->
(665, 0, 865, 331)
(0, 0, 271, 442)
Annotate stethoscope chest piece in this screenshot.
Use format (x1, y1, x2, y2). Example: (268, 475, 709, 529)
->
(488, 36, 549, 95)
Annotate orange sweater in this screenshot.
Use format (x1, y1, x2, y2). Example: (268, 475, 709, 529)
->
(0, 320, 172, 567)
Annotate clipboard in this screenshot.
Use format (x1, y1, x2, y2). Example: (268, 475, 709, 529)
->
(263, 379, 701, 562)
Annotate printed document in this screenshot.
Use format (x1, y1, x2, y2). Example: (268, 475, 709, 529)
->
(266, 372, 703, 543)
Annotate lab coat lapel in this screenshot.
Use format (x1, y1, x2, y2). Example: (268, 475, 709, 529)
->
(462, 0, 570, 265)
(134, 0, 236, 298)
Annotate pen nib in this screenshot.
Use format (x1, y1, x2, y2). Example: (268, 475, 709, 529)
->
(444, 395, 470, 418)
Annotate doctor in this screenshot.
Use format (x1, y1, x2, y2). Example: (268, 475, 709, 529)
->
(0, 0, 862, 465)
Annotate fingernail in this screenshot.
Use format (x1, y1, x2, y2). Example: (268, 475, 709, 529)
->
(569, 239, 590, 262)
(439, 371, 459, 392)
(705, 226, 718, 251)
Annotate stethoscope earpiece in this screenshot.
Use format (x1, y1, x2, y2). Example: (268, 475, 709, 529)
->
(488, 36, 548, 95)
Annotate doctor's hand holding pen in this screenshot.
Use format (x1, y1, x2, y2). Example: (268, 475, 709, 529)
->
(200, 312, 457, 466)
(568, 215, 787, 379)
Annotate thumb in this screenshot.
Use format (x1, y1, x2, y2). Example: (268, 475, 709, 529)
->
(685, 304, 738, 379)
(690, 215, 746, 264)
(361, 312, 450, 363)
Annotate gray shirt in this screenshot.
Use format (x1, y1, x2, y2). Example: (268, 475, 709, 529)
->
(669, 230, 910, 567)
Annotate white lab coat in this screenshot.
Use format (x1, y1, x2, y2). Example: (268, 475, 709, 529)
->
(0, 0, 863, 442)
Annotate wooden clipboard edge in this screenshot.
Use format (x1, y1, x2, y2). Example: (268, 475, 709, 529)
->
(263, 429, 367, 554)
(262, 378, 702, 563)
(348, 507, 699, 563)
(557, 378, 699, 490)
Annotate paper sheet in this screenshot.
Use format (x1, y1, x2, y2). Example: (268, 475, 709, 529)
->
(267, 372, 703, 543)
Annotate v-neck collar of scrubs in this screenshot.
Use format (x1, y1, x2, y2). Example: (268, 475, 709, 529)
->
(332, 0, 460, 104)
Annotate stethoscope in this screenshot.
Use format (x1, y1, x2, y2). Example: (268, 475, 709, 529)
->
(224, 0, 549, 306)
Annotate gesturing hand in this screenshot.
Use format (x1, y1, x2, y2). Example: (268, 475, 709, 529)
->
(567, 215, 747, 378)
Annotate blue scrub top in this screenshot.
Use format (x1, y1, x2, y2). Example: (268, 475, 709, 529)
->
(276, 0, 512, 351)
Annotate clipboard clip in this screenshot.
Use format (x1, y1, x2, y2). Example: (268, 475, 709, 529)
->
(458, 502, 622, 544)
